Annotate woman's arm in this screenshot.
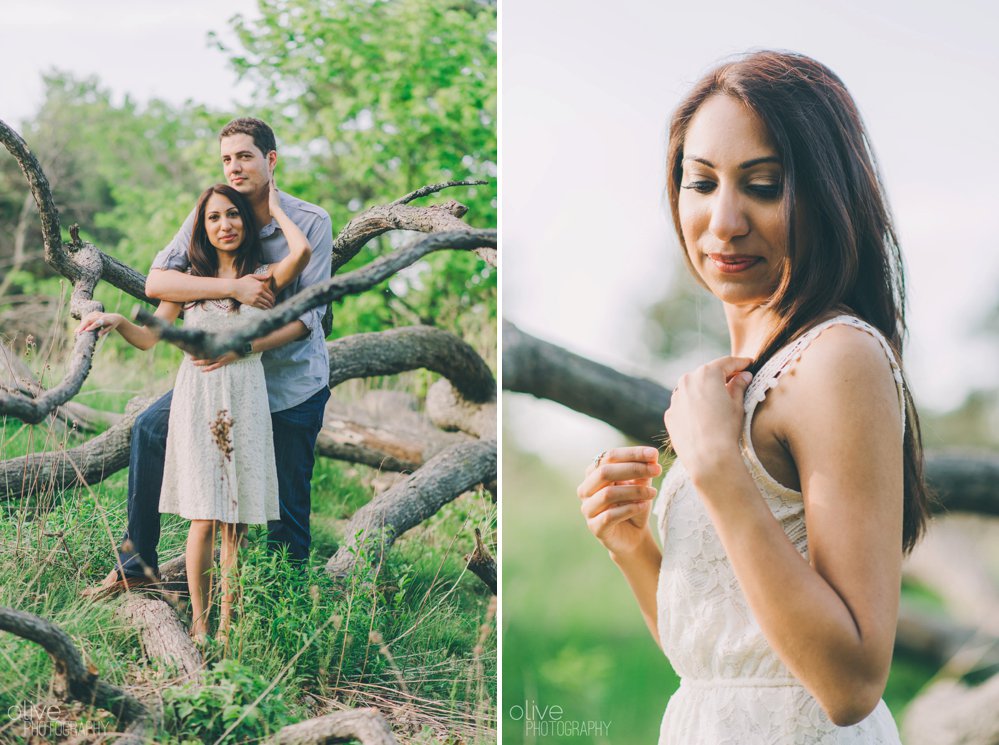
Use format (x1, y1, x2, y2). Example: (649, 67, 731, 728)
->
(266, 179, 312, 293)
(75, 301, 183, 350)
(576, 447, 663, 645)
(665, 330, 903, 725)
(146, 270, 275, 308)
(191, 320, 310, 373)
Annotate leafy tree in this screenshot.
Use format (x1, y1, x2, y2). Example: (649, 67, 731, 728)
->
(217, 0, 497, 335)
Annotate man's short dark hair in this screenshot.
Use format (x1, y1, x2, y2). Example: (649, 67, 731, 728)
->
(219, 117, 277, 156)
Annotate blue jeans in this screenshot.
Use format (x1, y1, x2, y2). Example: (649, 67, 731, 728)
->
(117, 386, 330, 576)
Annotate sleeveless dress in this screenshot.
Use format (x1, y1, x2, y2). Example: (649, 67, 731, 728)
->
(159, 267, 280, 525)
(652, 315, 905, 744)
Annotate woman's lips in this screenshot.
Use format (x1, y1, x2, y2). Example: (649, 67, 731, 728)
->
(707, 253, 762, 274)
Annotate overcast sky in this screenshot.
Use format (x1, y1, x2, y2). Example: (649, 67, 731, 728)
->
(1, 1, 257, 129)
(503, 0, 999, 467)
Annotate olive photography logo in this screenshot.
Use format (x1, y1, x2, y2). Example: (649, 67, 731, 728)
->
(6, 702, 108, 739)
(508, 698, 612, 738)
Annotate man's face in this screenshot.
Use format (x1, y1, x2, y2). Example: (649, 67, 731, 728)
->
(220, 133, 274, 199)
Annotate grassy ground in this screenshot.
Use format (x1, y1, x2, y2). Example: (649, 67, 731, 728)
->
(501, 429, 940, 745)
(0, 345, 496, 744)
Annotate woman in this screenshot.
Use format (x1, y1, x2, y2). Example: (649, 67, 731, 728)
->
(77, 179, 311, 642)
(576, 51, 930, 742)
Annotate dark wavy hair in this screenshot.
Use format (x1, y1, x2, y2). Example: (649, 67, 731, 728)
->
(188, 184, 263, 289)
(666, 50, 930, 553)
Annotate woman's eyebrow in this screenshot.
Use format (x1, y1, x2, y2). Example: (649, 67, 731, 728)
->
(683, 155, 781, 169)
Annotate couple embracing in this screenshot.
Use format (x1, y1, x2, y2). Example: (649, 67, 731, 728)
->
(79, 118, 332, 642)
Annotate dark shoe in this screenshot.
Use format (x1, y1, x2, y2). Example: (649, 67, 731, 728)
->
(82, 568, 163, 599)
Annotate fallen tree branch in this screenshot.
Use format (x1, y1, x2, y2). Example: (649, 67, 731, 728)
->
(426, 379, 496, 440)
(326, 439, 496, 578)
(0, 606, 151, 741)
(138, 229, 496, 359)
(1, 396, 153, 505)
(317, 393, 471, 472)
(115, 595, 201, 683)
(267, 707, 398, 745)
(465, 528, 496, 594)
(327, 326, 495, 403)
(503, 320, 999, 514)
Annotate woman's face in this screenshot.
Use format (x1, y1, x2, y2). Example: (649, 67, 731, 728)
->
(678, 94, 788, 308)
(203, 192, 245, 253)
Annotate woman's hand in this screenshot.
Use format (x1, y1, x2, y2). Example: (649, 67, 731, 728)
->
(663, 356, 753, 484)
(268, 173, 282, 216)
(75, 312, 124, 337)
(192, 350, 241, 373)
(576, 446, 661, 558)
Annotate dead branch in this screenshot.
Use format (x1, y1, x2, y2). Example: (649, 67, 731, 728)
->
(326, 439, 496, 578)
(426, 379, 496, 440)
(503, 320, 999, 514)
(115, 595, 201, 682)
(268, 707, 398, 745)
(1, 346, 122, 434)
(327, 326, 495, 403)
(335, 179, 493, 272)
(137, 229, 496, 359)
(465, 527, 496, 594)
(317, 393, 471, 472)
(0, 606, 151, 741)
(1, 396, 152, 504)
(503, 319, 670, 444)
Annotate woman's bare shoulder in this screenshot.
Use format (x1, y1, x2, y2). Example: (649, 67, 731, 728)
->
(778, 322, 903, 437)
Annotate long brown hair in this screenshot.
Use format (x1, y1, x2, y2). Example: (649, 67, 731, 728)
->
(666, 50, 931, 553)
(189, 184, 263, 283)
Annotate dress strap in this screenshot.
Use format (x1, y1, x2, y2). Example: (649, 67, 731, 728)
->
(742, 315, 906, 435)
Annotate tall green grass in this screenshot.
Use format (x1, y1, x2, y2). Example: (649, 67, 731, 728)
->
(0, 366, 495, 743)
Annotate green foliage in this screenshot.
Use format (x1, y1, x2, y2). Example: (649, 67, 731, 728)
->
(218, 0, 497, 338)
(162, 659, 295, 743)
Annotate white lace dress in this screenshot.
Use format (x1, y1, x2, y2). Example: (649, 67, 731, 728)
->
(159, 274, 279, 525)
(653, 315, 905, 744)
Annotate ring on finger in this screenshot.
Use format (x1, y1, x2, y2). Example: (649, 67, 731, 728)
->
(593, 450, 607, 467)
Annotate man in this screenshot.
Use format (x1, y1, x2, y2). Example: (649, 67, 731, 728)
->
(89, 117, 332, 594)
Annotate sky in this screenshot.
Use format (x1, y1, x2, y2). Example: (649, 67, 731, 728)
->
(1, 1, 257, 130)
(502, 0, 999, 468)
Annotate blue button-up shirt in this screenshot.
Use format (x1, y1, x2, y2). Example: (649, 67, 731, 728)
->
(151, 191, 332, 413)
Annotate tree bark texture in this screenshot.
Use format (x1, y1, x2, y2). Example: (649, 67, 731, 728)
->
(326, 439, 497, 578)
(503, 320, 999, 514)
(327, 326, 495, 403)
(317, 393, 471, 473)
(1, 396, 152, 505)
(268, 708, 398, 745)
(115, 595, 202, 682)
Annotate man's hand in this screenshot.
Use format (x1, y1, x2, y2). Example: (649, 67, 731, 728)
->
(192, 350, 241, 373)
(232, 274, 275, 309)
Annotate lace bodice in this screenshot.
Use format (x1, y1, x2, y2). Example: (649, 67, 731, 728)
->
(652, 315, 905, 743)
